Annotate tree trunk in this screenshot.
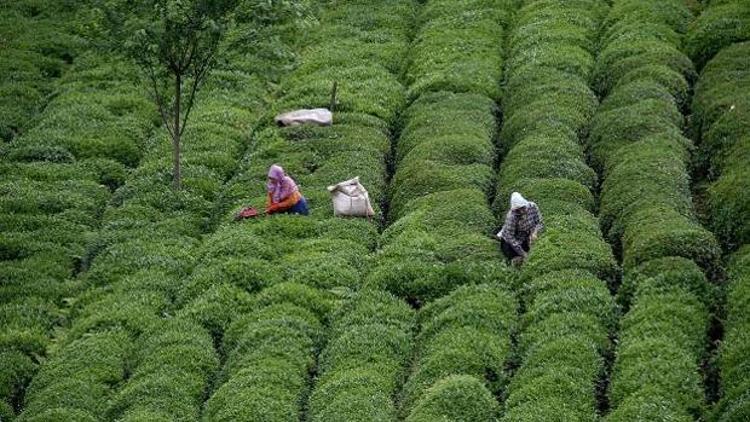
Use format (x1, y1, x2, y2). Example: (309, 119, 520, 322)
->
(173, 73, 181, 190)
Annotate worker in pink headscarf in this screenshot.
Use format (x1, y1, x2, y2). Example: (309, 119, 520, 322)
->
(265, 164, 309, 215)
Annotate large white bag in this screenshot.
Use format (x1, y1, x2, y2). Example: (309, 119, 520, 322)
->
(274, 108, 333, 127)
(327, 177, 375, 217)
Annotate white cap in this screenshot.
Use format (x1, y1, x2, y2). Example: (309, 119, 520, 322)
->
(510, 192, 529, 210)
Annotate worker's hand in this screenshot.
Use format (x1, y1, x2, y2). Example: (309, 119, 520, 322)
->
(530, 232, 538, 245)
(266, 204, 278, 214)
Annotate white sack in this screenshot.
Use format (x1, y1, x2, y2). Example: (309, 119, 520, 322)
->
(275, 108, 333, 127)
(327, 177, 375, 217)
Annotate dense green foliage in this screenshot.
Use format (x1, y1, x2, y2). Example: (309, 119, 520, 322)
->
(406, 0, 512, 100)
(406, 375, 501, 422)
(692, 42, 750, 251)
(0, 11, 157, 414)
(608, 261, 710, 420)
(359, 1, 518, 420)
(204, 286, 329, 421)
(590, 1, 720, 419)
(367, 0, 513, 306)
(713, 248, 750, 421)
(309, 290, 414, 421)
(688, 13, 750, 416)
(9, 1, 299, 420)
(400, 285, 514, 420)
(107, 319, 219, 420)
(685, 0, 750, 70)
(591, 0, 719, 272)
(3, 0, 747, 420)
(496, 1, 618, 420)
(0, 2, 84, 142)
(367, 92, 510, 302)
(200, 1, 414, 419)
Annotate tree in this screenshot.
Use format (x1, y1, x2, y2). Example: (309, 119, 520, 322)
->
(123, 0, 236, 189)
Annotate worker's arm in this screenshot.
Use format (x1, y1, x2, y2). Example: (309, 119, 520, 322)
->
(529, 205, 544, 243)
(501, 212, 527, 256)
(266, 191, 300, 213)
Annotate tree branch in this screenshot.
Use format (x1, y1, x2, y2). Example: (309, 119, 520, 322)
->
(179, 48, 214, 137)
(145, 60, 176, 141)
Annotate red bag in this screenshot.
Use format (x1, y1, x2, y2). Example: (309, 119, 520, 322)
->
(234, 206, 261, 221)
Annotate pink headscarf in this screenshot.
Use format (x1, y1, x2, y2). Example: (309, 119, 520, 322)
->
(267, 164, 299, 203)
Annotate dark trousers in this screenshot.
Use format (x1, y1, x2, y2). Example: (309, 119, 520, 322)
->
(500, 237, 530, 260)
(282, 196, 309, 215)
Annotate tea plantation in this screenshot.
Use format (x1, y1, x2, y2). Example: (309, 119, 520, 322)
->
(1, 0, 749, 421)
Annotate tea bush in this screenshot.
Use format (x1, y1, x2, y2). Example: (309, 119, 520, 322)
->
(107, 319, 219, 421)
(0, 4, 83, 142)
(406, 375, 501, 422)
(202, 1, 415, 419)
(713, 247, 750, 421)
(497, 1, 617, 420)
(197, 281, 328, 421)
(1, 44, 157, 422)
(16, 3, 301, 419)
(19, 330, 129, 421)
(308, 290, 415, 421)
(692, 42, 750, 250)
(685, 1, 750, 70)
(368, 95, 510, 302)
(590, 0, 720, 272)
(400, 284, 515, 418)
(593, 1, 716, 418)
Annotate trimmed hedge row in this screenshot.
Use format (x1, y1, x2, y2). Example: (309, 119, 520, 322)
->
(176, 217, 374, 340)
(400, 284, 515, 421)
(304, 2, 517, 420)
(505, 270, 615, 421)
(204, 283, 333, 421)
(92, 12, 307, 422)
(15, 7, 299, 420)
(367, 0, 514, 304)
(406, 375, 500, 422)
(685, 0, 750, 71)
(607, 259, 711, 420)
(107, 319, 219, 421)
(368, 93, 512, 302)
(405, 0, 513, 101)
(497, 0, 616, 279)
(19, 329, 129, 422)
(1, 49, 159, 420)
(590, 0, 720, 271)
(198, 1, 416, 419)
(4, 54, 156, 168)
(0, 2, 83, 142)
(308, 290, 414, 421)
(0, 58, 159, 378)
(692, 42, 750, 251)
(592, 1, 718, 418)
(496, 1, 618, 420)
(714, 247, 750, 421)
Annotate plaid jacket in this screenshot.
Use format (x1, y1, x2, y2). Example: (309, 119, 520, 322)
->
(499, 202, 544, 255)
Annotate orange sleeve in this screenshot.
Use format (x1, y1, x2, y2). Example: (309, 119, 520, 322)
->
(267, 191, 301, 213)
(275, 191, 301, 210)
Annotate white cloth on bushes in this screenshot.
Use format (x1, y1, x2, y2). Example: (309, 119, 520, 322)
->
(274, 108, 333, 127)
(327, 177, 374, 217)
